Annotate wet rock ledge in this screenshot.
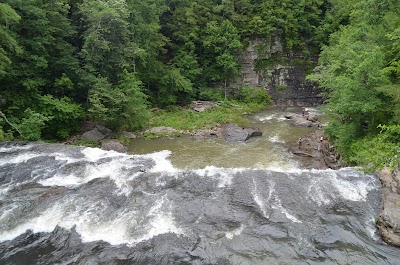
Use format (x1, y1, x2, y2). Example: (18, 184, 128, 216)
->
(286, 131, 345, 170)
(377, 168, 400, 247)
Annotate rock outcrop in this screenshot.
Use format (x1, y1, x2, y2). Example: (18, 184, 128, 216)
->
(284, 112, 320, 128)
(237, 37, 323, 106)
(376, 168, 400, 247)
(192, 124, 262, 142)
(287, 131, 345, 170)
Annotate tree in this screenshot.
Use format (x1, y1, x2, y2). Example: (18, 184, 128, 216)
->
(79, 0, 135, 83)
(309, 0, 400, 169)
(88, 71, 149, 130)
(203, 19, 243, 98)
(0, 3, 21, 77)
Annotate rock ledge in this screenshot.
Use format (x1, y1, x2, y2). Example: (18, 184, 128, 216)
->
(376, 168, 400, 247)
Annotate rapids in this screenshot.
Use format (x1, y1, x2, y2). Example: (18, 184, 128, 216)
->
(1, 109, 400, 264)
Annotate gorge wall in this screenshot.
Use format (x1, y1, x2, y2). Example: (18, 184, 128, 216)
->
(238, 36, 323, 106)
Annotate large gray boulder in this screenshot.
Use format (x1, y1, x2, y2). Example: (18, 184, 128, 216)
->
(292, 118, 313, 127)
(219, 123, 262, 142)
(81, 128, 106, 141)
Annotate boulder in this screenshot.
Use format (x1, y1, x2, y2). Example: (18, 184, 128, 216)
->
(122, 131, 136, 139)
(306, 113, 319, 122)
(376, 168, 400, 247)
(146, 126, 178, 134)
(96, 125, 112, 137)
(284, 112, 318, 128)
(81, 128, 106, 141)
(219, 123, 262, 142)
(292, 118, 313, 127)
(101, 139, 127, 153)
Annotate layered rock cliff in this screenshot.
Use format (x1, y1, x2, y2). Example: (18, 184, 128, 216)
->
(238, 36, 323, 106)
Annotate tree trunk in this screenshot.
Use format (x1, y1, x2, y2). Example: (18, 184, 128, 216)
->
(0, 110, 23, 137)
(224, 79, 227, 99)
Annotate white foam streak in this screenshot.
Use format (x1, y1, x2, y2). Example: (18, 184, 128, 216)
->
(144, 150, 179, 174)
(0, 144, 33, 153)
(329, 169, 375, 202)
(252, 178, 274, 218)
(0, 152, 41, 166)
(308, 179, 331, 206)
(0, 204, 65, 242)
(269, 135, 285, 143)
(195, 166, 244, 187)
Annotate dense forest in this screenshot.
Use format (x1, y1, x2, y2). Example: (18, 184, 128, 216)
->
(0, 0, 399, 170)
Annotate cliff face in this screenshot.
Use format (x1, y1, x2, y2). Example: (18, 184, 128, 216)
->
(238, 37, 323, 106)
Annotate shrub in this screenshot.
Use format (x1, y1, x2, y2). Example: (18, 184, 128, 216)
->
(238, 87, 272, 105)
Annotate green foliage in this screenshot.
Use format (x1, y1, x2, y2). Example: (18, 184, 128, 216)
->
(39, 95, 84, 139)
(349, 125, 400, 171)
(148, 101, 266, 131)
(3, 0, 387, 145)
(0, 125, 4, 141)
(203, 19, 243, 98)
(309, 0, 400, 168)
(238, 87, 272, 105)
(197, 88, 224, 102)
(0, 2, 21, 77)
(88, 71, 149, 130)
(18, 109, 50, 141)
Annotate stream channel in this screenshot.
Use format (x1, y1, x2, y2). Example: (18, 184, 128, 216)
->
(0, 107, 400, 264)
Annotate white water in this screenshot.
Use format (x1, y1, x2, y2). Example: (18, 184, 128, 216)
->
(0, 145, 379, 245)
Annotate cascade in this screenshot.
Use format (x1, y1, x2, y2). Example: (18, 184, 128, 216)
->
(1, 109, 399, 265)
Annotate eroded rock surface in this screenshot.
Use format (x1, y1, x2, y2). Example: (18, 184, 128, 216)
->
(377, 168, 400, 247)
(286, 131, 345, 170)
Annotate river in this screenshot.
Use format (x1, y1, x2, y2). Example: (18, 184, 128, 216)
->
(0, 108, 399, 264)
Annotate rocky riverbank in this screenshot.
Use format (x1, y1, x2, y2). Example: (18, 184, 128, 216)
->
(286, 130, 346, 170)
(284, 111, 345, 170)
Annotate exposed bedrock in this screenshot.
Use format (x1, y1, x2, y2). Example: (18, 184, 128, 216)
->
(377, 168, 400, 247)
(236, 36, 323, 106)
